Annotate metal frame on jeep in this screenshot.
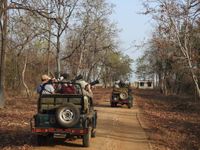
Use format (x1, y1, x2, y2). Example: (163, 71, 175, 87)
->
(31, 82, 97, 147)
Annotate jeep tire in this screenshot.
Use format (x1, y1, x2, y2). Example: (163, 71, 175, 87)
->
(37, 135, 46, 146)
(37, 134, 54, 146)
(56, 103, 80, 128)
(82, 127, 91, 147)
(128, 100, 133, 109)
(119, 92, 128, 100)
(91, 129, 96, 138)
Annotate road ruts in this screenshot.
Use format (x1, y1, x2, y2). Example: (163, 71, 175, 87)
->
(33, 101, 150, 150)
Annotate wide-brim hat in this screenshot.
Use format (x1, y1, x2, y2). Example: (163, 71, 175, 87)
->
(41, 74, 51, 83)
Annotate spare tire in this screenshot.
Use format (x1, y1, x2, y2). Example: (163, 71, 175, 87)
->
(56, 103, 80, 128)
(119, 92, 128, 100)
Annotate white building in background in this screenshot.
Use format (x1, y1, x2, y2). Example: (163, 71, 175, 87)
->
(133, 80, 154, 89)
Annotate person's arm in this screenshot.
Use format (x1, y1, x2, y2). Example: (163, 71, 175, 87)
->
(36, 84, 42, 94)
(84, 84, 93, 97)
(50, 85, 55, 94)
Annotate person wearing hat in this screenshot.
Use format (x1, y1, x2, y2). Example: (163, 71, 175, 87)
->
(78, 80, 93, 98)
(76, 79, 93, 113)
(37, 74, 55, 94)
(59, 73, 69, 82)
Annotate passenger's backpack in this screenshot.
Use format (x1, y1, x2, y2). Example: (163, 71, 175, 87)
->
(38, 83, 53, 95)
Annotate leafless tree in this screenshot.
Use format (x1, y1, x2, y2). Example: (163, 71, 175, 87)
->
(10, 0, 79, 77)
(143, 0, 200, 97)
(62, 0, 118, 81)
(0, 0, 8, 107)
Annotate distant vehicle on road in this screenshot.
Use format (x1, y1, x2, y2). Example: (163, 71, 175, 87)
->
(110, 81, 133, 108)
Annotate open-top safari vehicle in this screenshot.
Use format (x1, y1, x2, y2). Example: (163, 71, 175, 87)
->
(31, 77, 98, 147)
(110, 81, 133, 108)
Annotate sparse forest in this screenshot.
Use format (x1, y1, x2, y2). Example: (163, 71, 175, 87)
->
(0, 0, 133, 107)
(135, 1, 200, 149)
(0, 0, 200, 150)
(136, 0, 200, 97)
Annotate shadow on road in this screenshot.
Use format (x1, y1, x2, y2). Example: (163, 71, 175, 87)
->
(51, 139, 84, 148)
(0, 127, 87, 149)
(0, 128, 37, 148)
(95, 102, 131, 109)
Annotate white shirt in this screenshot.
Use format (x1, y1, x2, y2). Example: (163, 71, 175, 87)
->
(42, 84, 55, 94)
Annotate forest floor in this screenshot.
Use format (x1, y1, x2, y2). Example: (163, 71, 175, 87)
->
(0, 88, 199, 150)
(135, 89, 200, 150)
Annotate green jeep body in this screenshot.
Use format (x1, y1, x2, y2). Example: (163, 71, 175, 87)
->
(31, 83, 97, 147)
(110, 85, 133, 108)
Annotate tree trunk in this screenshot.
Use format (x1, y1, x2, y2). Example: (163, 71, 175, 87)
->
(22, 55, 30, 98)
(170, 1, 200, 98)
(188, 58, 200, 98)
(47, 19, 51, 75)
(0, 0, 7, 108)
(56, 34, 61, 77)
(76, 48, 83, 76)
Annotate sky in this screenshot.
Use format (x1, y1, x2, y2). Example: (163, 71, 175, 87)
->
(107, 0, 152, 81)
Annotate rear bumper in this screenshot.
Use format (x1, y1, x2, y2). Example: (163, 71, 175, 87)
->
(31, 127, 88, 135)
(30, 118, 88, 135)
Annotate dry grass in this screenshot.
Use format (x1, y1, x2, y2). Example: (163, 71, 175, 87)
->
(0, 95, 37, 150)
(0, 88, 112, 150)
(1, 88, 199, 150)
(135, 89, 200, 150)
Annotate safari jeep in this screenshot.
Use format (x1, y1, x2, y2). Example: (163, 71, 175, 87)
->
(110, 84, 133, 108)
(31, 82, 97, 147)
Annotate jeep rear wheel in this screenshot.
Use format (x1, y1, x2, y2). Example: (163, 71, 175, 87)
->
(128, 103, 131, 109)
(128, 100, 133, 109)
(37, 134, 54, 146)
(82, 127, 91, 147)
(111, 102, 117, 107)
(56, 103, 80, 128)
(37, 135, 46, 146)
(91, 129, 96, 138)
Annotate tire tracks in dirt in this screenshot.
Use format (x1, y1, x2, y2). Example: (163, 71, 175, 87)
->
(33, 101, 150, 150)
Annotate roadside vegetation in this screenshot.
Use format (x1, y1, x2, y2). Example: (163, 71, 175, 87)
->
(135, 89, 200, 150)
(135, 1, 200, 148)
(136, 0, 200, 98)
(1, 0, 200, 150)
(135, 0, 200, 150)
(0, 0, 132, 107)
(1, 88, 200, 150)
(0, 88, 111, 150)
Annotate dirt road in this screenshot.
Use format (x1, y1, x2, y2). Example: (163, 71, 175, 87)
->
(33, 101, 150, 150)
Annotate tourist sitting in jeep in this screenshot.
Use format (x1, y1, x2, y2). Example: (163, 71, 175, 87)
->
(57, 73, 76, 94)
(31, 75, 98, 147)
(37, 74, 55, 95)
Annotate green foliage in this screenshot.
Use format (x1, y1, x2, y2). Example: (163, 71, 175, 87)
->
(102, 52, 133, 82)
